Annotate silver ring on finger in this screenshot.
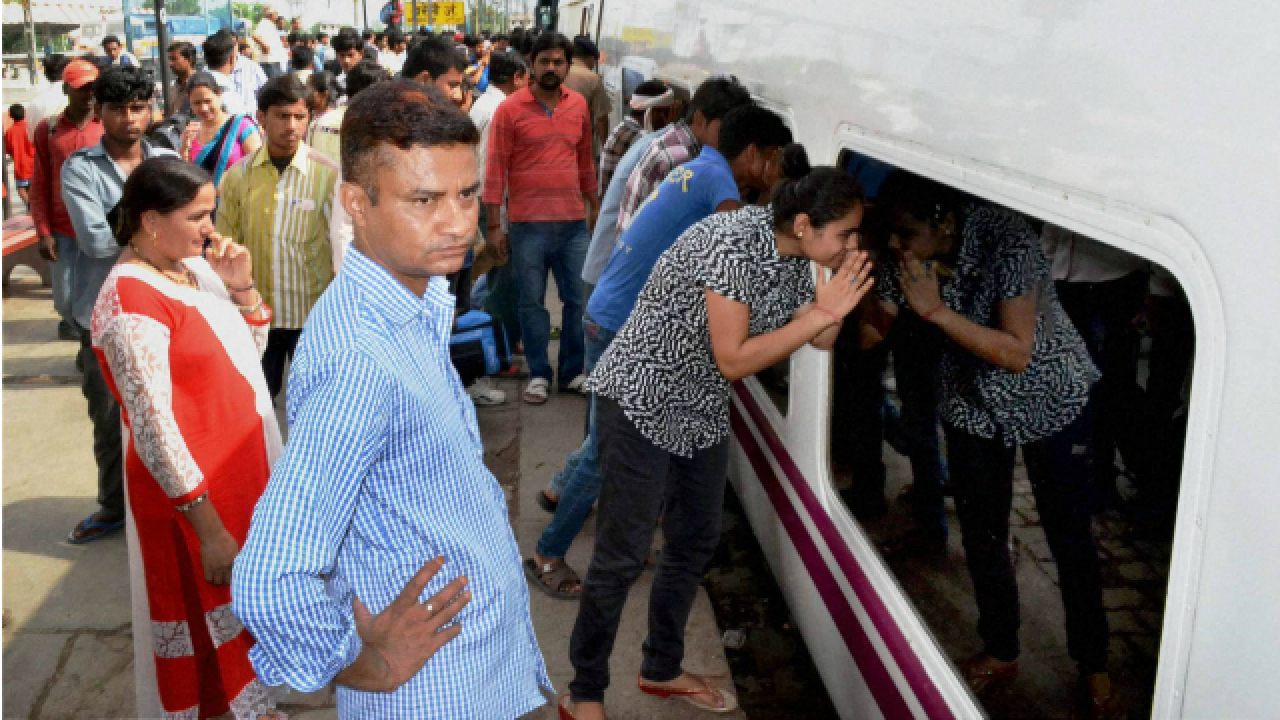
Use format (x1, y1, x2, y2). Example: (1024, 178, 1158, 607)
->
(424, 602, 434, 616)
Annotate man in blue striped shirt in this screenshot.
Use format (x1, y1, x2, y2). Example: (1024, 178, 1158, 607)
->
(233, 80, 551, 718)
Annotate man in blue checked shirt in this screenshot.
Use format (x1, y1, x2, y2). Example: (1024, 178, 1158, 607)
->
(232, 80, 551, 718)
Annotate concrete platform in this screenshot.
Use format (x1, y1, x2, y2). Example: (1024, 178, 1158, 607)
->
(2, 270, 740, 719)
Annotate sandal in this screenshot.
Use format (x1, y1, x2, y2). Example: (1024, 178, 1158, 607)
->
(524, 377, 550, 404)
(67, 512, 125, 545)
(524, 557, 582, 600)
(957, 653, 1019, 695)
(558, 695, 606, 720)
(638, 673, 738, 714)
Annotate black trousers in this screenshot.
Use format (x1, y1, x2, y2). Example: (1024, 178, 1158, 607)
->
(80, 331, 124, 519)
(946, 410, 1109, 674)
(1056, 272, 1147, 500)
(261, 328, 303, 401)
(568, 396, 730, 703)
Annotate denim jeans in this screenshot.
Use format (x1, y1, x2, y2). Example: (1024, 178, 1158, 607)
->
(569, 396, 730, 703)
(537, 315, 615, 559)
(946, 409, 1109, 674)
(52, 233, 79, 329)
(509, 220, 588, 385)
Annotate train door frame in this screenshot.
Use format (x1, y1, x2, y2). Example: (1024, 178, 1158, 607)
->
(823, 123, 1225, 718)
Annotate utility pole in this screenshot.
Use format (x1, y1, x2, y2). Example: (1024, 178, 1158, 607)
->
(154, 0, 174, 116)
(22, 0, 37, 85)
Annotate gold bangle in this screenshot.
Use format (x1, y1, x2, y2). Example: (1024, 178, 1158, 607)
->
(176, 492, 208, 513)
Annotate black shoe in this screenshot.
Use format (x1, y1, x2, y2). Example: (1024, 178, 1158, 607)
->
(58, 321, 80, 342)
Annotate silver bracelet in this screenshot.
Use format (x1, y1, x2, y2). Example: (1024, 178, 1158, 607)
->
(176, 492, 209, 513)
(237, 295, 265, 316)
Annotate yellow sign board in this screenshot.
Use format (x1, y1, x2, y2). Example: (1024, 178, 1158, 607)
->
(408, 1, 466, 26)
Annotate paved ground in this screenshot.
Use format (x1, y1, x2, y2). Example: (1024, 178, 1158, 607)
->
(1, 270, 740, 719)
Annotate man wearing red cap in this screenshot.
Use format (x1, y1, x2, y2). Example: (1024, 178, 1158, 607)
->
(31, 58, 103, 342)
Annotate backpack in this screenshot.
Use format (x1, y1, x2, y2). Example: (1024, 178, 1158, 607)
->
(148, 112, 192, 153)
(450, 310, 511, 387)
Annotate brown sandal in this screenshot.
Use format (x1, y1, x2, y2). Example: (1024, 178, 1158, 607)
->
(638, 673, 739, 714)
(524, 557, 582, 600)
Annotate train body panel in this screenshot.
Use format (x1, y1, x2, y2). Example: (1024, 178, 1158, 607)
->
(578, 0, 1280, 717)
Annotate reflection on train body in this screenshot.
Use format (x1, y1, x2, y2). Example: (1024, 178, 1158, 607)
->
(823, 153, 1194, 719)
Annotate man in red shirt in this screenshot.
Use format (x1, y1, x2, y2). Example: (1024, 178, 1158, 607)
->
(31, 58, 103, 341)
(5, 105, 35, 207)
(483, 32, 599, 405)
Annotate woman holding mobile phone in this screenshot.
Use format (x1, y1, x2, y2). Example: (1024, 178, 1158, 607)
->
(91, 156, 281, 719)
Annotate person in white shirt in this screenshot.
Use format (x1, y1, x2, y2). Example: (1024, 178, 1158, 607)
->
(101, 35, 140, 67)
(379, 29, 408, 75)
(26, 55, 70, 141)
(201, 30, 254, 116)
(1041, 223, 1150, 509)
(253, 5, 287, 77)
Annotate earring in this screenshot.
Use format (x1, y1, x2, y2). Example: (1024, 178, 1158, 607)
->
(798, 232, 804, 239)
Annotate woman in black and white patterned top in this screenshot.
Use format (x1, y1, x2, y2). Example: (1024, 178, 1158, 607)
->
(564, 145, 874, 718)
(867, 169, 1121, 717)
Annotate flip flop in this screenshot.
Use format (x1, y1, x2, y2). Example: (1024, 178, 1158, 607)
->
(524, 557, 583, 600)
(67, 512, 125, 545)
(638, 673, 738, 714)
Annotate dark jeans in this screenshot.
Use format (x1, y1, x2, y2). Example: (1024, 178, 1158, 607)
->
(889, 311, 947, 535)
(946, 411, 1109, 674)
(569, 396, 730, 703)
(479, 204, 522, 350)
(262, 328, 303, 401)
(79, 331, 124, 520)
(537, 315, 616, 558)
(1056, 272, 1146, 500)
(509, 220, 588, 385)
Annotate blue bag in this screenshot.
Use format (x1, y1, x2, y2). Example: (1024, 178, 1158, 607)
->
(450, 310, 510, 385)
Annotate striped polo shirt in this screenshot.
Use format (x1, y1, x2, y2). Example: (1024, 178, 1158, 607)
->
(216, 142, 337, 329)
(481, 85, 598, 223)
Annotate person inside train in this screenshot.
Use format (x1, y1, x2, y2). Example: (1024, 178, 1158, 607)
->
(862, 169, 1123, 718)
(562, 144, 873, 719)
(524, 105, 794, 602)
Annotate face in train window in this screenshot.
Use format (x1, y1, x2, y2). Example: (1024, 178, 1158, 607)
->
(829, 150, 1194, 719)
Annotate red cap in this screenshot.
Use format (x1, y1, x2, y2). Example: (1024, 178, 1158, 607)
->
(62, 58, 99, 89)
(453, 31, 464, 41)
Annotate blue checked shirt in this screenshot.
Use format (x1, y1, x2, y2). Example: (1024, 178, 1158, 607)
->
(232, 246, 551, 718)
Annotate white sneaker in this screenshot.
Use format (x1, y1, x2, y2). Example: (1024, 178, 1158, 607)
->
(565, 374, 588, 393)
(467, 377, 507, 406)
(523, 377, 550, 404)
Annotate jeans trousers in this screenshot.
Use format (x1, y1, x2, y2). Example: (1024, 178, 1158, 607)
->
(946, 410, 1109, 674)
(79, 330, 124, 519)
(52, 233, 80, 328)
(891, 311, 947, 535)
(509, 220, 588, 385)
(569, 396, 730, 703)
(538, 315, 616, 559)
(262, 328, 303, 401)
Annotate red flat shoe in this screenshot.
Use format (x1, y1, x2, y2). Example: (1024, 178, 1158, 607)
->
(638, 673, 738, 714)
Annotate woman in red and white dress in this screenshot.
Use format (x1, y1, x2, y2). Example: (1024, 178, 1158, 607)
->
(91, 156, 283, 719)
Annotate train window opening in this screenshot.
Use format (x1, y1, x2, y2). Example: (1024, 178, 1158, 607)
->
(828, 148, 1196, 720)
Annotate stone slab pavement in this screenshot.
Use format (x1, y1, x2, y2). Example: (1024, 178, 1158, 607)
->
(2, 270, 740, 719)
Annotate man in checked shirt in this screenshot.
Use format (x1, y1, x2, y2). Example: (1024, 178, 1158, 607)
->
(233, 80, 550, 718)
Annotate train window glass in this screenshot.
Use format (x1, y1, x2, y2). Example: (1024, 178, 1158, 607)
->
(829, 147, 1194, 720)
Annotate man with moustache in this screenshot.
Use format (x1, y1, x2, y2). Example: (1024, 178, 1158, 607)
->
(483, 32, 599, 405)
(234, 80, 550, 719)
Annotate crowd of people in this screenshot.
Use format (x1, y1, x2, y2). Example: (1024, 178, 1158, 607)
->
(0, 8, 1195, 719)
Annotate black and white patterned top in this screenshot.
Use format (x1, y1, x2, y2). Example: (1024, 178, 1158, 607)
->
(587, 205, 816, 457)
(878, 203, 1099, 446)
